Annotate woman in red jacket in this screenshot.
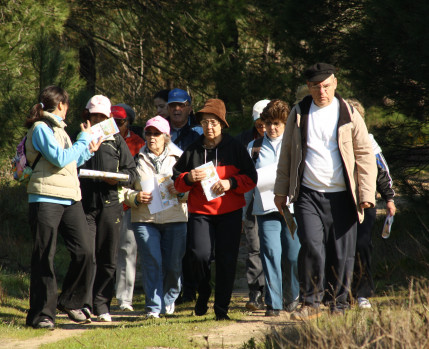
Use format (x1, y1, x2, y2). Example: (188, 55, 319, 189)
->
(173, 99, 257, 320)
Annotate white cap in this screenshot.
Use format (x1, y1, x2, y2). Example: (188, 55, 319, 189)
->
(252, 100, 270, 121)
(86, 95, 111, 118)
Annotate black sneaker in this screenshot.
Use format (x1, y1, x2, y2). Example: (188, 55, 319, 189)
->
(34, 319, 55, 330)
(265, 306, 280, 317)
(215, 313, 231, 321)
(284, 299, 299, 313)
(245, 290, 264, 311)
(62, 307, 88, 323)
(195, 296, 209, 316)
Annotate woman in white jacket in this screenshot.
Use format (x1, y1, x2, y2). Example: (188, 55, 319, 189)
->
(124, 116, 187, 318)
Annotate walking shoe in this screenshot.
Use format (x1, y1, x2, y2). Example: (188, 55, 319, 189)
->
(357, 297, 372, 309)
(245, 290, 264, 311)
(215, 313, 231, 321)
(284, 298, 300, 313)
(145, 312, 160, 319)
(34, 319, 55, 330)
(63, 308, 88, 323)
(290, 305, 321, 321)
(195, 287, 211, 316)
(165, 303, 175, 315)
(265, 306, 280, 317)
(96, 313, 112, 322)
(119, 304, 134, 312)
(81, 307, 92, 323)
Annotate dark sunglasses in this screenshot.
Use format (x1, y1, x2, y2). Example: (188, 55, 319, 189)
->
(145, 131, 162, 137)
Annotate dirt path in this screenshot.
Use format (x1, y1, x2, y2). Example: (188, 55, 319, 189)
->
(0, 293, 297, 349)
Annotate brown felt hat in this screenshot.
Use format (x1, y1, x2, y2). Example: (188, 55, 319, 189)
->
(196, 98, 229, 128)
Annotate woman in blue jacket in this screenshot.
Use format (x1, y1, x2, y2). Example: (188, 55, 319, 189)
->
(244, 99, 301, 316)
(25, 85, 102, 329)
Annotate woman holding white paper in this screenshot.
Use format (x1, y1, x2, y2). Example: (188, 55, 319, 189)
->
(172, 99, 257, 321)
(244, 99, 301, 317)
(79, 95, 137, 322)
(124, 115, 187, 318)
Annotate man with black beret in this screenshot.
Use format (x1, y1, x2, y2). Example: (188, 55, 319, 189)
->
(274, 63, 377, 319)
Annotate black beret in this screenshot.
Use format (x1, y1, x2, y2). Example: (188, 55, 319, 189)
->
(304, 63, 336, 82)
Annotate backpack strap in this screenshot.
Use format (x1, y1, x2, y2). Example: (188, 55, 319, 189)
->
(29, 119, 54, 170)
(251, 137, 264, 164)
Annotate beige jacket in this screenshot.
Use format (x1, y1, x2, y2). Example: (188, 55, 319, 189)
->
(124, 143, 188, 224)
(26, 112, 81, 201)
(274, 95, 377, 223)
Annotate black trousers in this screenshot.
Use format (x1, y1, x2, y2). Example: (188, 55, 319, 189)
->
(85, 203, 123, 315)
(188, 209, 242, 316)
(352, 207, 376, 298)
(243, 215, 265, 291)
(26, 201, 93, 326)
(294, 186, 357, 309)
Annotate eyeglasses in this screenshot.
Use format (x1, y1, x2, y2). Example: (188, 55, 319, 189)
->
(265, 121, 283, 128)
(309, 83, 333, 92)
(114, 119, 127, 126)
(145, 131, 162, 137)
(168, 102, 190, 109)
(200, 119, 220, 127)
(255, 123, 265, 129)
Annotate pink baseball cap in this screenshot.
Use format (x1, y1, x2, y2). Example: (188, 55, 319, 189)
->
(144, 115, 170, 134)
(86, 95, 111, 118)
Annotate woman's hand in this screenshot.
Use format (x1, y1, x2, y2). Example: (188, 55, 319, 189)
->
(187, 168, 207, 183)
(211, 179, 231, 196)
(89, 137, 103, 153)
(136, 191, 152, 204)
(80, 120, 92, 133)
(167, 182, 180, 195)
(103, 178, 118, 186)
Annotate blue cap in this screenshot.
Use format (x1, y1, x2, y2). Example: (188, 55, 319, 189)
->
(168, 88, 191, 104)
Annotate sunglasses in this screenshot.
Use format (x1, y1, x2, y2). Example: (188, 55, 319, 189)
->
(145, 131, 162, 137)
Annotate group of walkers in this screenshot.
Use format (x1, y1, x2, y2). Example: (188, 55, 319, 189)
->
(24, 62, 395, 330)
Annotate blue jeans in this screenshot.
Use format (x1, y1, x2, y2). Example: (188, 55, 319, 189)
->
(132, 222, 187, 314)
(257, 212, 300, 310)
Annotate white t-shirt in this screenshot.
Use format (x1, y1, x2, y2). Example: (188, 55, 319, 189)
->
(302, 98, 346, 192)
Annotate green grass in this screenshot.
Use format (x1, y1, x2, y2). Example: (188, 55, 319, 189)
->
(0, 271, 246, 348)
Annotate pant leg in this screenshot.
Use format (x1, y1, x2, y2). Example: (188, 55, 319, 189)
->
(57, 201, 94, 310)
(160, 222, 187, 308)
(91, 203, 123, 315)
(115, 209, 137, 306)
(353, 207, 376, 298)
(188, 213, 214, 298)
(282, 216, 301, 305)
(294, 188, 326, 307)
(213, 209, 242, 316)
(243, 215, 265, 291)
(180, 220, 197, 300)
(26, 203, 62, 326)
(257, 213, 283, 310)
(323, 191, 358, 308)
(132, 222, 163, 314)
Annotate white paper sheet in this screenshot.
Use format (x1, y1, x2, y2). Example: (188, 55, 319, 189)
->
(141, 175, 179, 214)
(256, 163, 278, 211)
(91, 118, 119, 141)
(197, 161, 224, 201)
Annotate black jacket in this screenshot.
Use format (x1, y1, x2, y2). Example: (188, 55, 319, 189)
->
(79, 134, 137, 210)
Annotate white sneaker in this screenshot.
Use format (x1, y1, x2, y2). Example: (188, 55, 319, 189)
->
(119, 304, 134, 311)
(145, 312, 160, 319)
(165, 303, 175, 315)
(97, 313, 112, 322)
(357, 297, 372, 309)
